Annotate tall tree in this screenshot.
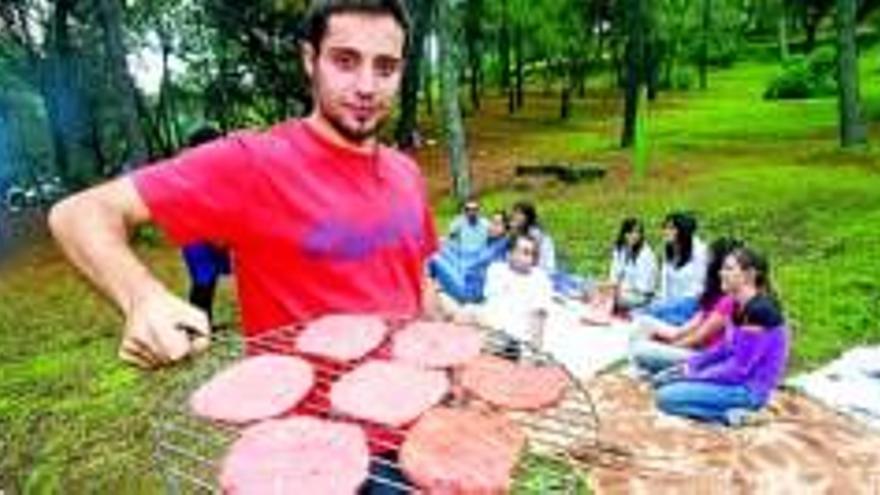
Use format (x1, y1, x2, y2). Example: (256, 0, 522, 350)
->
(396, 0, 435, 148)
(464, 0, 484, 111)
(621, 0, 646, 147)
(835, 0, 868, 147)
(438, 0, 471, 199)
(778, 0, 790, 60)
(699, 0, 711, 90)
(96, 0, 149, 165)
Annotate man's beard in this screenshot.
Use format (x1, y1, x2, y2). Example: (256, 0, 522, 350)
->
(326, 113, 382, 145)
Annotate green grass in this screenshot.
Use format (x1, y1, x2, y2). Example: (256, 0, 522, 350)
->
(2, 45, 880, 492)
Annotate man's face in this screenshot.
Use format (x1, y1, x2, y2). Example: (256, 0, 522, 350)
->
(302, 12, 405, 144)
(509, 237, 538, 272)
(463, 201, 480, 221)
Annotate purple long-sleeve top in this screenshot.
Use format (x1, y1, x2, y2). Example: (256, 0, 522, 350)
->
(685, 320, 790, 404)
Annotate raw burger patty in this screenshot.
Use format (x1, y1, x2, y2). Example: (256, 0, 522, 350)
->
(400, 407, 526, 494)
(460, 355, 569, 410)
(392, 321, 483, 368)
(190, 354, 314, 423)
(330, 360, 450, 427)
(220, 416, 369, 495)
(297, 314, 389, 361)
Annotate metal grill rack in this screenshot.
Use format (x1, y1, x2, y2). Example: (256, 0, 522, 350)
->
(152, 321, 600, 494)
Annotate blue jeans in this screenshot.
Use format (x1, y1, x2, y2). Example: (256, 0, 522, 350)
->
(656, 381, 763, 425)
(644, 297, 699, 326)
(631, 339, 695, 375)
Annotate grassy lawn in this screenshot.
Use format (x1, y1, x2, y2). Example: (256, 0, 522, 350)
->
(2, 45, 880, 492)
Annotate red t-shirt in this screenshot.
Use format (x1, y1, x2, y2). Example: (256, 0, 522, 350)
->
(133, 120, 438, 336)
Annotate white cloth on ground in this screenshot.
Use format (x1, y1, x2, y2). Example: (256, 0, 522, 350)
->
(788, 346, 880, 430)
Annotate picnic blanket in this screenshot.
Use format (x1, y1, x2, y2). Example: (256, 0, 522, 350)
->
(574, 373, 880, 494)
(787, 346, 880, 431)
(540, 299, 635, 380)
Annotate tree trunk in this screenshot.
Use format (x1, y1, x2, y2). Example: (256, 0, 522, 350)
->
(396, 0, 434, 149)
(699, 0, 711, 90)
(96, 0, 149, 165)
(778, 0, 790, 60)
(156, 29, 177, 156)
(514, 26, 524, 109)
(438, 0, 471, 200)
(44, 0, 80, 182)
(499, 0, 511, 94)
(646, 39, 660, 101)
(835, 0, 868, 147)
(621, 0, 644, 148)
(560, 58, 573, 120)
(464, 0, 482, 112)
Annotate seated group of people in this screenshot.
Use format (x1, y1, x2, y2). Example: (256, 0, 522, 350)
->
(430, 202, 791, 428)
(182, 189, 790, 429)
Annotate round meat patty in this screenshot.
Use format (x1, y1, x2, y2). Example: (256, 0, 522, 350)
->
(400, 407, 526, 494)
(330, 360, 450, 427)
(190, 354, 314, 424)
(460, 355, 569, 411)
(220, 416, 369, 495)
(392, 321, 484, 368)
(297, 314, 389, 361)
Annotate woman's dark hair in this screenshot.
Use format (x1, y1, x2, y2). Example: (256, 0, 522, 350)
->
(511, 201, 538, 235)
(663, 211, 697, 269)
(300, 0, 411, 54)
(699, 237, 743, 309)
(615, 217, 645, 263)
(730, 246, 782, 310)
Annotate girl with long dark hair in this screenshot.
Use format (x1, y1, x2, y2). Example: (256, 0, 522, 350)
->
(609, 217, 658, 310)
(643, 212, 709, 325)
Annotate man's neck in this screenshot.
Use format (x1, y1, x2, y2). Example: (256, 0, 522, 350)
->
(306, 113, 376, 154)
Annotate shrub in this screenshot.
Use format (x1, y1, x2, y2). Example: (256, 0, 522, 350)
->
(764, 47, 838, 100)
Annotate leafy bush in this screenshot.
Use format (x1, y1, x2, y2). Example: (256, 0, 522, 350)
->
(764, 47, 838, 100)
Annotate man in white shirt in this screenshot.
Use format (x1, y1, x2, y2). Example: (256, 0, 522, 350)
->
(482, 234, 555, 358)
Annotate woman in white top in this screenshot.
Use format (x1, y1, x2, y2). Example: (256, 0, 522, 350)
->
(609, 217, 658, 310)
(483, 234, 555, 359)
(645, 212, 708, 325)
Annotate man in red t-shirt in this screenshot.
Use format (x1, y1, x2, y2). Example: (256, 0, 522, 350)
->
(49, 0, 438, 369)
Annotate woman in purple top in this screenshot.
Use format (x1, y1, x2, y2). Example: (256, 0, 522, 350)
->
(631, 237, 742, 376)
(653, 247, 790, 425)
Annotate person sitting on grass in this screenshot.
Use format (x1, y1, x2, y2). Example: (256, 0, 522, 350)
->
(652, 247, 790, 426)
(482, 233, 554, 360)
(429, 209, 511, 305)
(630, 237, 742, 377)
(446, 196, 490, 253)
(641, 211, 708, 325)
(609, 217, 658, 311)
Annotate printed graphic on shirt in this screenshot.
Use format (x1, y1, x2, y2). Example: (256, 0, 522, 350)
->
(301, 207, 424, 261)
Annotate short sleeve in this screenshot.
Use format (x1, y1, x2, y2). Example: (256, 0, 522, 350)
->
(712, 296, 737, 318)
(422, 204, 439, 258)
(132, 134, 256, 246)
(742, 296, 784, 328)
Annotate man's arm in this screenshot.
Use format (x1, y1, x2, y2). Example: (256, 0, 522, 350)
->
(48, 177, 209, 368)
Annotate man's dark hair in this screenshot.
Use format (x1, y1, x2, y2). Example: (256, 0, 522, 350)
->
(300, 0, 411, 54)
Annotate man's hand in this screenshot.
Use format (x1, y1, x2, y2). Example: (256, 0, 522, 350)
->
(119, 285, 211, 369)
